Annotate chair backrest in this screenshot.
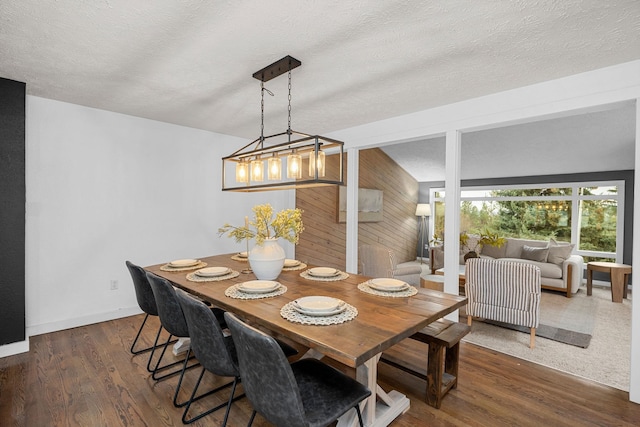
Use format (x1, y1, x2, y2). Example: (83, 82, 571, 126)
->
(146, 272, 190, 337)
(125, 261, 158, 316)
(175, 289, 238, 377)
(465, 258, 541, 328)
(224, 312, 308, 427)
(359, 244, 395, 278)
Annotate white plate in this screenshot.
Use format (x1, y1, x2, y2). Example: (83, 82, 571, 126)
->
(294, 296, 343, 312)
(368, 278, 409, 292)
(284, 259, 301, 268)
(238, 280, 280, 294)
(307, 267, 340, 277)
(169, 258, 199, 268)
(195, 267, 230, 277)
(293, 304, 347, 317)
(237, 251, 248, 258)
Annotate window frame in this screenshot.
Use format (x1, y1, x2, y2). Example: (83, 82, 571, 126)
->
(430, 180, 625, 262)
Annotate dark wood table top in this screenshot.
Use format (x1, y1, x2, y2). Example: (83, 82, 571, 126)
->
(145, 253, 467, 368)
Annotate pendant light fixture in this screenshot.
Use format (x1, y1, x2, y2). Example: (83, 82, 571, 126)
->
(222, 56, 344, 192)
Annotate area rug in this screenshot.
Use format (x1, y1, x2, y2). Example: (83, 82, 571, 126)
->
(483, 319, 592, 348)
(462, 285, 632, 391)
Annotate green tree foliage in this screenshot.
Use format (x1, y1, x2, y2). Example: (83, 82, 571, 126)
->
(437, 187, 617, 255)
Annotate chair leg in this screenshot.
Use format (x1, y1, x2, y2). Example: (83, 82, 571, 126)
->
(182, 374, 244, 425)
(355, 405, 365, 427)
(173, 348, 194, 407)
(139, 322, 179, 373)
(530, 327, 536, 349)
(467, 315, 472, 326)
(151, 336, 197, 382)
(247, 410, 257, 427)
(130, 313, 151, 355)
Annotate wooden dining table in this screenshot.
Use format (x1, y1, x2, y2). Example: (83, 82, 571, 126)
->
(145, 253, 467, 427)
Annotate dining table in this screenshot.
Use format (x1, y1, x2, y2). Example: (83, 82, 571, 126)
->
(145, 253, 467, 427)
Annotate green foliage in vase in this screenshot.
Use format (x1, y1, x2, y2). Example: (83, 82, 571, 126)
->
(218, 203, 304, 245)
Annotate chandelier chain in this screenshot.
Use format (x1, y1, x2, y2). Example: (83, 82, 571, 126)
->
(260, 81, 265, 146)
(287, 70, 292, 139)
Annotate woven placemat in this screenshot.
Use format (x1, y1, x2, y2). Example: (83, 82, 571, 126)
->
(300, 270, 349, 281)
(283, 262, 307, 272)
(224, 283, 287, 300)
(280, 301, 358, 325)
(160, 261, 207, 272)
(357, 281, 418, 297)
(186, 270, 240, 282)
(230, 255, 249, 262)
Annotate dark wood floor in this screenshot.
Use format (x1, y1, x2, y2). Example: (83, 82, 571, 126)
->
(1, 314, 639, 427)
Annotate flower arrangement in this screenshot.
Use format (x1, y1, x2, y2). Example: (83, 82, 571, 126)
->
(218, 203, 304, 245)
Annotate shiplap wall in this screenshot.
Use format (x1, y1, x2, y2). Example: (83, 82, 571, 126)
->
(296, 148, 419, 271)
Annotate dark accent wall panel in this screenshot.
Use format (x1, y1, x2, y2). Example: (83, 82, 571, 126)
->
(0, 77, 26, 345)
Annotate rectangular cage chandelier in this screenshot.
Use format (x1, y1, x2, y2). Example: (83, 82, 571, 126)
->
(222, 56, 344, 192)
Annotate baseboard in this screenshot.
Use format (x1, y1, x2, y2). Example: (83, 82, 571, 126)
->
(0, 339, 30, 358)
(27, 306, 143, 337)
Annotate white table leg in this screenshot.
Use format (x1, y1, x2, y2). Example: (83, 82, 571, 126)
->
(337, 354, 410, 427)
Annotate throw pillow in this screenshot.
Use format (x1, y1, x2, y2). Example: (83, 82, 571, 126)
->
(521, 245, 549, 262)
(547, 239, 575, 266)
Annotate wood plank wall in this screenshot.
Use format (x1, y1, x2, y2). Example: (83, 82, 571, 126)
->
(296, 148, 419, 271)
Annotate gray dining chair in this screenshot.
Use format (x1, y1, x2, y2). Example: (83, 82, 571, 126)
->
(175, 289, 244, 425)
(146, 272, 226, 407)
(176, 289, 298, 425)
(125, 261, 177, 372)
(224, 312, 371, 427)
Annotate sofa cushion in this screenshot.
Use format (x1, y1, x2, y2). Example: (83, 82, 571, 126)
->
(500, 258, 563, 279)
(504, 238, 548, 258)
(521, 245, 549, 262)
(547, 239, 575, 266)
(481, 242, 506, 259)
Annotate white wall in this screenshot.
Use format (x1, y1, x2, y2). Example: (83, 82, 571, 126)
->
(331, 60, 640, 402)
(23, 96, 291, 339)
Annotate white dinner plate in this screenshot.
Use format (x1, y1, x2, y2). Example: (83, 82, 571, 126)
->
(307, 267, 340, 277)
(195, 267, 230, 277)
(238, 280, 280, 294)
(293, 303, 347, 317)
(368, 278, 409, 292)
(169, 258, 199, 268)
(284, 259, 301, 268)
(237, 251, 248, 258)
(294, 296, 343, 312)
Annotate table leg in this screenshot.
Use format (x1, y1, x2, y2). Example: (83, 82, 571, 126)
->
(586, 267, 593, 296)
(624, 273, 630, 299)
(610, 269, 625, 303)
(337, 354, 410, 427)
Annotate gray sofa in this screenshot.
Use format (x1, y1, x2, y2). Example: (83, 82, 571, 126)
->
(430, 237, 584, 297)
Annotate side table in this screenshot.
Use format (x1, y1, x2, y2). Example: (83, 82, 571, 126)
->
(586, 261, 632, 303)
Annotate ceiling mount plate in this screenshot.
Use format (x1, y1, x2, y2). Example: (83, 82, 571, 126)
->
(252, 55, 302, 82)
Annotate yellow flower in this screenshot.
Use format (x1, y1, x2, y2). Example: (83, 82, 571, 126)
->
(218, 203, 304, 245)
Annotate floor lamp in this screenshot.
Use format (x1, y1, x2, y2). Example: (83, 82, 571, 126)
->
(415, 204, 431, 264)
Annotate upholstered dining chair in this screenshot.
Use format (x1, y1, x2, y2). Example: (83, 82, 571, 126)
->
(125, 261, 177, 371)
(359, 244, 422, 286)
(224, 312, 371, 427)
(175, 289, 243, 425)
(146, 272, 226, 407)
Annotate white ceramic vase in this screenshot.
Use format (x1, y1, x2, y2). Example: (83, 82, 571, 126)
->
(249, 237, 286, 280)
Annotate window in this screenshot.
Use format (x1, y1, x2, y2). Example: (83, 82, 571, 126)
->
(430, 181, 623, 263)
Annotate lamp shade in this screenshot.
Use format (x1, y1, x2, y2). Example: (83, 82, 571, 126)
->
(415, 204, 431, 217)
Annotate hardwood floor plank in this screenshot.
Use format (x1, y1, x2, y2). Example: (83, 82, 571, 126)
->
(1, 314, 639, 427)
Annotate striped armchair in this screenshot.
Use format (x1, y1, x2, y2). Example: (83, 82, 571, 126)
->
(465, 258, 541, 348)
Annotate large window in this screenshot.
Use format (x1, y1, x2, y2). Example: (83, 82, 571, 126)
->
(431, 181, 623, 263)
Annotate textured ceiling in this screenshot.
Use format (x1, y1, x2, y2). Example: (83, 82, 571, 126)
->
(2, 0, 640, 142)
